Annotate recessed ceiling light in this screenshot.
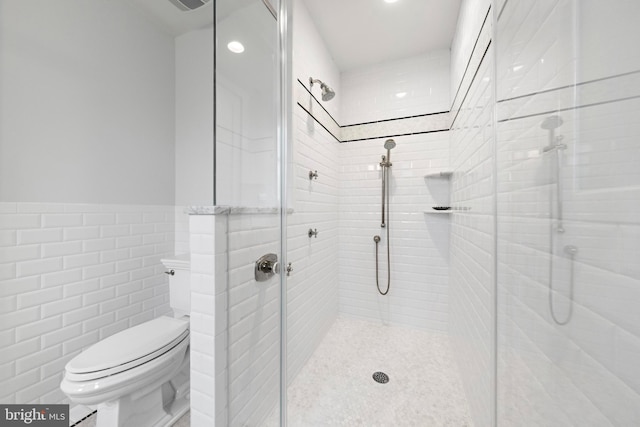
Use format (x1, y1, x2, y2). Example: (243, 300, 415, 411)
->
(227, 41, 245, 54)
(395, 92, 407, 98)
(384, 0, 400, 3)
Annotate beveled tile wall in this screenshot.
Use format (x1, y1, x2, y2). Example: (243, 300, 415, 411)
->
(0, 202, 174, 421)
(496, 1, 640, 425)
(447, 1, 495, 426)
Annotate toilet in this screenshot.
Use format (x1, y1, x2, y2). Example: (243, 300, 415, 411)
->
(60, 255, 191, 427)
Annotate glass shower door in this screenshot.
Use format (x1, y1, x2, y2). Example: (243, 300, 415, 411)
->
(215, 0, 283, 425)
(496, 1, 640, 425)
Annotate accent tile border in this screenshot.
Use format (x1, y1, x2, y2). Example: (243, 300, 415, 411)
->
(294, 4, 494, 143)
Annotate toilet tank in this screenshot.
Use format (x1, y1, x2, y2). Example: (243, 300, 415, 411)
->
(161, 254, 190, 317)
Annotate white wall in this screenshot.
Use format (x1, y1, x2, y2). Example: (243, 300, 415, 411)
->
(447, 1, 494, 425)
(0, 1, 177, 419)
(341, 50, 450, 125)
(0, 0, 175, 205)
(338, 134, 451, 331)
(215, 2, 278, 208)
(293, 0, 341, 122)
(450, 0, 491, 104)
(0, 202, 174, 409)
(496, 1, 640, 425)
(175, 26, 214, 207)
(286, 0, 341, 391)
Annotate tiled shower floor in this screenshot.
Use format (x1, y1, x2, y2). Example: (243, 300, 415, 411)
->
(264, 316, 473, 426)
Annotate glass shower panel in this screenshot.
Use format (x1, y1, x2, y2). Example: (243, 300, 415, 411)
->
(215, 1, 281, 425)
(496, 0, 640, 425)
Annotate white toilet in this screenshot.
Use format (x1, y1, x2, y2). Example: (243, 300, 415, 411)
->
(61, 255, 191, 427)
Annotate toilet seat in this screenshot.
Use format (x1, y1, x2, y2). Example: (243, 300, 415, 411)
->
(65, 316, 189, 382)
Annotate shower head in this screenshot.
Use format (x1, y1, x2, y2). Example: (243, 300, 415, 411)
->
(321, 84, 335, 101)
(384, 139, 396, 150)
(309, 77, 335, 102)
(541, 115, 563, 130)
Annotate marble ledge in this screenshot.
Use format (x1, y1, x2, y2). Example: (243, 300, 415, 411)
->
(185, 206, 294, 215)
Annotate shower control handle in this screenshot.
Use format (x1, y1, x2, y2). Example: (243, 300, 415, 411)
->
(286, 262, 293, 277)
(308, 228, 318, 238)
(255, 253, 279, 282)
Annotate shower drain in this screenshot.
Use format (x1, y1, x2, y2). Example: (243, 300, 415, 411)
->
(372, 371, 389, 384)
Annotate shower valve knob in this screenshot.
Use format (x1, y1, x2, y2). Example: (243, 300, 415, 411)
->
(286, 262, 293, 276)
(309, 170, 318, 180)
(308, 228, 318, 238)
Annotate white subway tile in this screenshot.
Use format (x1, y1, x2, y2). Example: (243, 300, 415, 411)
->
(0, 245, 40, 263)
(16, 288, 62, 309)
(41, 241, 83, 258)
(42, 214, 83, 228)
(15, 315, 62, 341)
(16, 345, 62, 374)
(17, 228, 62, 245)
(0, 277, 40, 298)
(0, 214, 40, 230)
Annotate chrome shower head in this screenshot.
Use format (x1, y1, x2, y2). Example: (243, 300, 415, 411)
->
(321, 83, 335, 101)
(310, 77, 335, 102)
(384, 139, 396, 150)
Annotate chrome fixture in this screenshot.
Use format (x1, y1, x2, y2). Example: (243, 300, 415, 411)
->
(286, 263, 293, 277)
(548, 245, 579, 325)
(541, 115, 566, 233)
(168, 0, 211, 11)
(375, 139, 396, 296)
(309, 77, 335, 101)
(164, 270, 175, 276)
(309, 170, 318, 180)
(541, 115, 577, 325)
(380, 139, 396, 227)
(255, 253, 279, 282)
(308, 228, 318, 238)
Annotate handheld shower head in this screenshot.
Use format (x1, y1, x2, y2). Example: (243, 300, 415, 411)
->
(541, 115, 563, 130)
(309, 77, 335, 102)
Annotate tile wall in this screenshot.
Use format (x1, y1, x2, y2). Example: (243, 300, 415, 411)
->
(0, 202, 174, 418)
(340, 50, 451, 125)
(447, 1, 495, 426)
(338, 134, 451, 331)
(496, 0, 640, 425)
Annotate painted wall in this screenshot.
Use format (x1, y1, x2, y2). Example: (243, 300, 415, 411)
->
(0, 1, 177, 420)
(175, 26, 215, 207)
(0, 0, 175, 206)
(496, 0, 640, 425)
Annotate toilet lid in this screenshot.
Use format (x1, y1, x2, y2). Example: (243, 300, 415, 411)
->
(66, 316, 189, 375)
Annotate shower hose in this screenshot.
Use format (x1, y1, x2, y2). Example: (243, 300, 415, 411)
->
(375, 165, 391, 296)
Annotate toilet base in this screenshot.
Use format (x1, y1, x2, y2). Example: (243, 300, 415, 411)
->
(95, 351, 190, 427)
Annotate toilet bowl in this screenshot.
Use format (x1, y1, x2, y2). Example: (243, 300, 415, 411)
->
(61, 255, 191, 427)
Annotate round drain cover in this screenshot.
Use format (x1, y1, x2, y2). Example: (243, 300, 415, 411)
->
(372, 371, 389, 384)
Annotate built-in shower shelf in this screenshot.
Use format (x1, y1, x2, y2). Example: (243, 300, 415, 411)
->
(424, 171, 453, 179)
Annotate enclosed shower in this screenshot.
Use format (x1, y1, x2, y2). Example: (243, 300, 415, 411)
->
(208, 0, 640, 426)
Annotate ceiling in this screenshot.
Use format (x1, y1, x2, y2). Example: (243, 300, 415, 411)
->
(126, 0, 214, 36)
(302, 0, 462, 71)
